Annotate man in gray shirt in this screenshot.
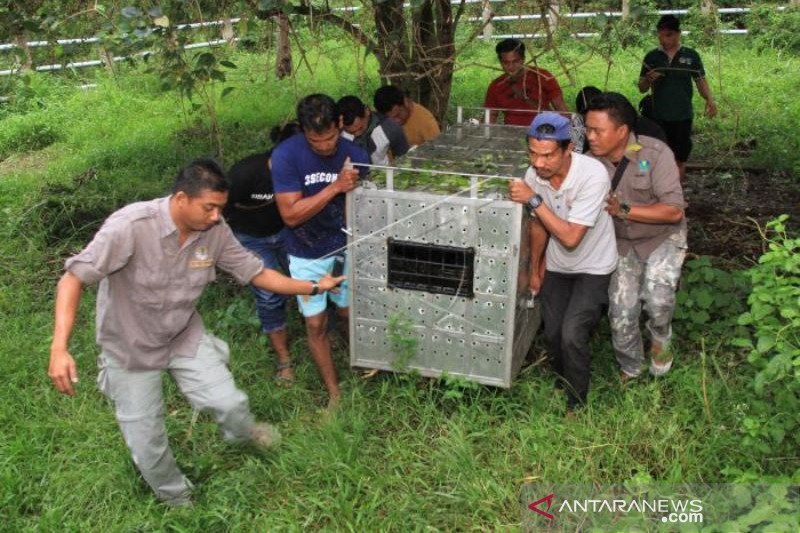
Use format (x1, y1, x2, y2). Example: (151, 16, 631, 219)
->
(509, 112, 617, 411)
(47, 159, 343, 506)
(337, 95, 409, 165)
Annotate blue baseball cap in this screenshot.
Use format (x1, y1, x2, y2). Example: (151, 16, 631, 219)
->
(527, 112, 572, 141)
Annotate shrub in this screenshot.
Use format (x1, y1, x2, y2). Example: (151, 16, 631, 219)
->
(0, 115, 62, 160)
(747, 5, 800, 54)
(732, 215, 799, 458)
(674, 256, 750, 344)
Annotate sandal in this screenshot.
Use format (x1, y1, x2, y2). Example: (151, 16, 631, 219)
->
(274, 361, 294, 387)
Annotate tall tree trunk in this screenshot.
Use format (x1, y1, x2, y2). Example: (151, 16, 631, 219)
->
(373, 0, 411, 88)
(546, 0, 560, 33)
(375, 0, 455, 122)
(482, 0, 493, 39)
(275, 13, 292, 79)
(621, 0, 630, 20)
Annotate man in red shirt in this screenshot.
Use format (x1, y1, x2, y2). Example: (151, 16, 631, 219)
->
(484, 38, 567, 126)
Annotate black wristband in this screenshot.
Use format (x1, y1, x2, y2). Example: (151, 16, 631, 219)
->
(310, 282, 320, 296)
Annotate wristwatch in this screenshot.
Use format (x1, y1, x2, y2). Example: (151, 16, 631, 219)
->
(528, 194, 544, 210)
(310, 282, 320, 296)
(619, 202, 631, 219)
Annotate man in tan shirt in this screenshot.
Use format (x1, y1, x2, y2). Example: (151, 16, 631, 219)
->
(585, 92, 686, 381)
(47, 159, 343, 506)
(374, 85, 440, 147)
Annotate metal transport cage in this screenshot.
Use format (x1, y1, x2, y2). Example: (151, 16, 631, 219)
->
(345, 119, 541, 387)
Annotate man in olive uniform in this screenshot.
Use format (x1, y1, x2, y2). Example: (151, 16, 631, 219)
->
(585, 93, 687, 381)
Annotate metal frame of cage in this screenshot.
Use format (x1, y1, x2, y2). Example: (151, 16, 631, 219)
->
(345, 121, 541, 388)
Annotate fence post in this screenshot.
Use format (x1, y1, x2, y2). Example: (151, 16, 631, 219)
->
(547, 0, 561, 33)
(621, 0, 630, 19)
(701, 0, 717, 15)
(98, 44, 116, 74)
(222, 17, 236, 47)
(14, 34, 33, 72)
(481, 0, 493, 39)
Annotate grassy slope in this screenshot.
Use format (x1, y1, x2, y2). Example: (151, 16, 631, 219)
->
(0, 37, 798, 531)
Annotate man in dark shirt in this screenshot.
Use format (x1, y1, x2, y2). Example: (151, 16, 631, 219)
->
(224, 122, 301, 385)
(638, 15, 717, 180)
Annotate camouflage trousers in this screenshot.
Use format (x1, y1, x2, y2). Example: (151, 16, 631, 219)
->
(609, 229, 687, 377)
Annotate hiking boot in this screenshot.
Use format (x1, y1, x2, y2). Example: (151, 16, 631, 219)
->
(249, 422, 282, 450)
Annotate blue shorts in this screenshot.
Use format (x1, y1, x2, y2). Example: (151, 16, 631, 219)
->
(288, 254, 349, 317)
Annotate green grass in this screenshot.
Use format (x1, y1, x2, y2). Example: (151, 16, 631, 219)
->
(0, 36, 798, 531)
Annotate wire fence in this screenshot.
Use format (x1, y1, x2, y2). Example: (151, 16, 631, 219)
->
(0, 5, 789, 79)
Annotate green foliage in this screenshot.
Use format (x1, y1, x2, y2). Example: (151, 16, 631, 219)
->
(674, 256, 750, 344)
(588, 0, 657, 50)
(0, 114, 62, 160)
(747, 5, 800, 54)
(735, 215, 800, 392)
(0, 73, 69, 119)
(438, 372, 481, 401)
(387, 312, 419, 370)
(1, 31, 799, 531)
(732, 215, 800, 460)
(682, 6, 722, 48)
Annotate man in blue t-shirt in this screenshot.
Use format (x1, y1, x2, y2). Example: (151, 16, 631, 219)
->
(272, 93, 369, 408)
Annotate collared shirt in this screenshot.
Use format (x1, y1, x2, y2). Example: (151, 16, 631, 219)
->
(484, 66, 564, 126)
(640, 46, 705, 121)
(403, 102, 441, 146)
(65, 196, 264, 370)
(595, 133, 687, 258)
(524, 152, 617, 275)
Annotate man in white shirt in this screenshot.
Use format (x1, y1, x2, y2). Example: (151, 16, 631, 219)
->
(509, 112, 617, 410)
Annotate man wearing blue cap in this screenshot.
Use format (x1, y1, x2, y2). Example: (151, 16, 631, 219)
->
(509, 112, 617, 411)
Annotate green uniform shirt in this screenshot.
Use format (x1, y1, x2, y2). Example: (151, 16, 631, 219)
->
(640, 46, 705, 122)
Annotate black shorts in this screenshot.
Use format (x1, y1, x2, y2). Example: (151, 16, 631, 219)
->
(656, 119, 693, 162)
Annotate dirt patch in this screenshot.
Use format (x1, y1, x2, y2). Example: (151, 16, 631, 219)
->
(684, 168, 800, 264)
